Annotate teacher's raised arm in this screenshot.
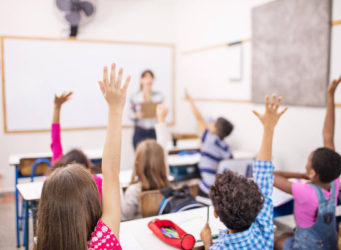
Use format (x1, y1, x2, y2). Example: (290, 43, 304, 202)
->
(129, 70, 164, 149)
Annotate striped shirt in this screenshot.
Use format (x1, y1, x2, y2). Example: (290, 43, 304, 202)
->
(209, 161, 275, 250)
(198, 129, 233, 194)
(129, 91, 164, 130)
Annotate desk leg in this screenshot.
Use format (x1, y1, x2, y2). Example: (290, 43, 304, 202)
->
(24, 201, 29, 250)
(15, 166, 20, 247)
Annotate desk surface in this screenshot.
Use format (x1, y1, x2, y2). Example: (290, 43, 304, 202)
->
(120, 206, 224, 250)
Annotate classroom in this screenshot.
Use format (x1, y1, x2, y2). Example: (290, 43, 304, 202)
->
(0, 0, 341, 249)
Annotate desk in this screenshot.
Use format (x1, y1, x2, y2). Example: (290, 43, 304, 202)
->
(120, 206, 225, 250)
(167, 139, 201, 154)
(9, 149, 103, 247)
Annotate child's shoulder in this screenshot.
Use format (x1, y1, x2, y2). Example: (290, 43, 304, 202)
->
(292, 181, 318, 202)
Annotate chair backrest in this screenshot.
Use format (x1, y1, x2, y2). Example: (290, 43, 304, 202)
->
(139, 184, 199, 218)
(19, 158, 51, 180)
(218, 158, 253, 177)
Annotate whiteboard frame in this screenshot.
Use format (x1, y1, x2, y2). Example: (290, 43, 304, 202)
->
(0, 36, 176, 134)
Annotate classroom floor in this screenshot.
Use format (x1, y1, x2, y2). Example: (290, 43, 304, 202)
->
(0, 193, 32, 250)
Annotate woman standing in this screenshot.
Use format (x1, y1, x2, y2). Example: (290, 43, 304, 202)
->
(130, 70, 164, 149)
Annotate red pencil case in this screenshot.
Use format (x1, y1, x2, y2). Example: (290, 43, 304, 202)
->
(148, 219, 195, 250)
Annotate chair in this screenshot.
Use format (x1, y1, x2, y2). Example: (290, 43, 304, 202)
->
(16, 158, 51, 248)
(139, 184, 199, 218)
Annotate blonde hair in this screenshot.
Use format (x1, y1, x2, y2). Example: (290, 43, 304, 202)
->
(130, 140, 170, 191)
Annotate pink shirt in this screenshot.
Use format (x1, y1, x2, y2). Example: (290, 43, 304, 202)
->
(88, 219, 122, 250)
(51, 123, 103, 201)
(292, 177, 340, 228)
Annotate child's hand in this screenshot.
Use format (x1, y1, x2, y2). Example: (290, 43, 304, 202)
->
(328, 75, 341, 95)
(252, 94, 288, 130)
(200, 222, 212, 249)
(156, 103, 169, 123)
(54, 91, 73, 107)
(98, 63, 131, 111)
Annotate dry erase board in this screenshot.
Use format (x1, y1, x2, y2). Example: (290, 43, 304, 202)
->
(1, 37, 175, 133)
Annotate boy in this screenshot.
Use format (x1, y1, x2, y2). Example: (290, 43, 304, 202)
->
(200, 94, 287, 249)
(274, 76, 341, 249)
(185, 91, 234, 197)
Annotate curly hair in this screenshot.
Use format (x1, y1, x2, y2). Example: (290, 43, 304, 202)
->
(210, 171, 264, 231)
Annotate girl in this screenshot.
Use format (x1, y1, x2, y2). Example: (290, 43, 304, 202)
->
(130, 70, 164, 149)
(120, 138, 170, 220)
(37, 63, 131, 250)
(51, 92, 103, 200)
(274, 75, 341, 250)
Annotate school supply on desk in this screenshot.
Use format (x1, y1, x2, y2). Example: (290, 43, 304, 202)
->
(148, 219, 195, 250)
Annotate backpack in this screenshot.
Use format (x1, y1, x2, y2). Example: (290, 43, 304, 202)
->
(158, 185, 205, 215)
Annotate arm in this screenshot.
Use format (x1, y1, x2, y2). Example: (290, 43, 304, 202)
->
(185, 90, 207, 133)
(98, 63, 131, 238)
(252, 94, 287, 243)
(51, 92, 72, 163)
(155, 104, 171, 175)
(323, 75, 340, 150)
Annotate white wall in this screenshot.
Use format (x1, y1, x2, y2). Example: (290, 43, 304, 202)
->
(174, 0, 341, 172)
(1, 0, 340, 192)
(0, 0, 176, 192)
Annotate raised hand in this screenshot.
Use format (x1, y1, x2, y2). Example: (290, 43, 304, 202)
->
(252, 94, 288, 130)
(156, 103, 169, 123)
(54, 91, 73, 107)
(328, 75, 341, 95)
(98, 63, 131, 111)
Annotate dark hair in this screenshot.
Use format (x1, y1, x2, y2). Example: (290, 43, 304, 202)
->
(312, 147, 341, 183)
(37, 164, 101, 250)
(215, 117, 234, 140)
(210, 171, 264, 231)
(53, 149, 91, 169)
(141, 70, 154, 79)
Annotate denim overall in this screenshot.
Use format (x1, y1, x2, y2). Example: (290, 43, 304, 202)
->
(291, 182, 337, 250)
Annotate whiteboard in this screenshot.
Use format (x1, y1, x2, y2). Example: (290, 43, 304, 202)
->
(1, 37, 174, 133)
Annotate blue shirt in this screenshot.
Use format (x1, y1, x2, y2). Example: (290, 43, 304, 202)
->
(199, 129, 233, 194)
(209, 160, 274, 250)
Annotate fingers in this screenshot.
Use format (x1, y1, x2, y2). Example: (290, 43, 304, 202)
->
(103, 66, 109, 86)
(264, 95, 269, 108)
(110, 63, 116, 85)
(65, 91, 73, 99)
(116, 68, 123, 89)
(122, 75, 131, 93)
(98, 81, 105, 95)
(274, 96, 282, 111)
(279, 106, 288, 116)
(252, 110, 261, 120)
(270, 93, 276, 108)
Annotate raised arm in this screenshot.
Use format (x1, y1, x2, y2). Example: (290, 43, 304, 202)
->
(323, 75, 340, 150)
(98, 63, 131, 238)
(185, 90, 207, 133)
(51, 91, 72, 163)
(252, 95, 287, 244)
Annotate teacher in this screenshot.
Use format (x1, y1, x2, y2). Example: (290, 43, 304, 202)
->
(130, 70, 164, 149)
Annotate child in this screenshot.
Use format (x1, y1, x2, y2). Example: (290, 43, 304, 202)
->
(185, 90, 234, 197)
(200, 94, 287, 249)
(274, 76, 341, 250)
(51, 92, 103, 201)
(37, 63, 130, 250)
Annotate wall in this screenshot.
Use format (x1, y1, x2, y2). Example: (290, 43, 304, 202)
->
(174, 0, 341, 171)
(0, 0, 176, 192)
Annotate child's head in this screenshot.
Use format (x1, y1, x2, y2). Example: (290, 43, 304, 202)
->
(53, 149, 91, 169)
(132, 139, 170, 191)
(306, 147, 341, 183)
(210, 171, 264, 231)
(37, 164, 101, 250)
(140, 69, 154, 90)
(211, 117, 234, 140)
